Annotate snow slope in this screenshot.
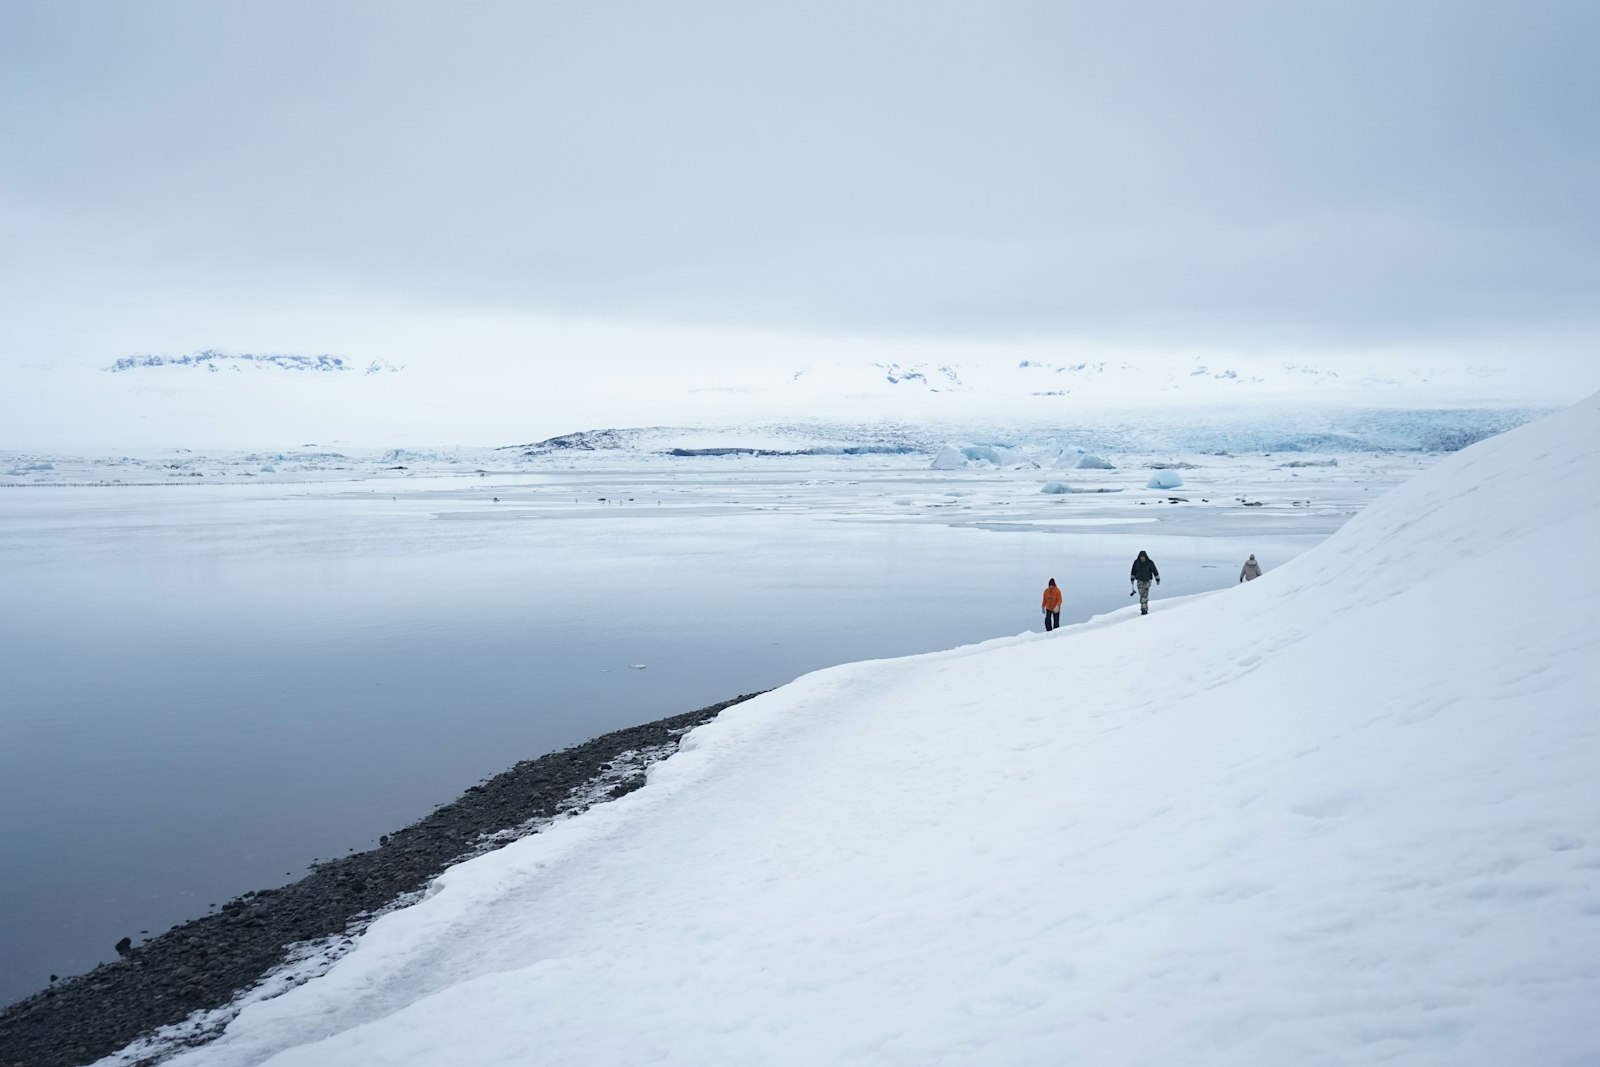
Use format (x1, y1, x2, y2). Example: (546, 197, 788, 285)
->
(149, 395, 1600, 1066)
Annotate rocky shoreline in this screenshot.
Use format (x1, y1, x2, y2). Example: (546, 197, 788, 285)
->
(0, 693, 761, 1067)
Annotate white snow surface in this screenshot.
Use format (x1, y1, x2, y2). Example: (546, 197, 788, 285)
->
(150, 396, 1600, 1066)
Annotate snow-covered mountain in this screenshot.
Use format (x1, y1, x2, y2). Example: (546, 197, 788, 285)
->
(753, 353, 1548, 410)
(124, 394, 1600, 1065)
(797, 355, 1509, 399)
(106, 350, 404, 375)
(98, 352, 1497, 396)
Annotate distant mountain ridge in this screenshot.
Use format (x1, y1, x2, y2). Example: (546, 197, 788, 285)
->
(106, 350, 404, 375)
(775, 356, 1511, 400)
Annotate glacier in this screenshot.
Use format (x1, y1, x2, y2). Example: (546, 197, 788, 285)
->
(4, 407, 1541, 488)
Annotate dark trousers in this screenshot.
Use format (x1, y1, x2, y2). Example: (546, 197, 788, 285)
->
(1043, 610, 1060, 631)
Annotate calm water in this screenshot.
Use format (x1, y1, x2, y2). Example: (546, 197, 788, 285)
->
(0, 471, 1331, 1005)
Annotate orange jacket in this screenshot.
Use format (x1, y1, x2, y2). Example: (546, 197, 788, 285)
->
(1042, 584, 1062, 611)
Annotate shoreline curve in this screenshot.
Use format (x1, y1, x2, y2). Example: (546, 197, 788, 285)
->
(0, 693, 763, 1067)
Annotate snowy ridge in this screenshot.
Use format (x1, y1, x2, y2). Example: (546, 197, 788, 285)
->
(140, 394, 1600, 1065)
(93, 354, 1505, 394)
(105, 351, 404, 375)
(773, 354, 1535, 405)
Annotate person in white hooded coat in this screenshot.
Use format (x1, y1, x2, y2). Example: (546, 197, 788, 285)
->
(1239, 554, 1263, 582)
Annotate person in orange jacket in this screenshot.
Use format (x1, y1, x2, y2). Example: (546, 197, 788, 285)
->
(1041, 578, 1063, 631)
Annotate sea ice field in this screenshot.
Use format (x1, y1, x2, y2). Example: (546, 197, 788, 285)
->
(0, 433, 1451, 1007)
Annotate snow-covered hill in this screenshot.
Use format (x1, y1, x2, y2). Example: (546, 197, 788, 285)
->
(130, 395, 1600, 1065)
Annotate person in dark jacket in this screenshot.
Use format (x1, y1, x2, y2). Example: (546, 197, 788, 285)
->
(1130, 551, 1160, 614)
(1041, 578, 1062, 631)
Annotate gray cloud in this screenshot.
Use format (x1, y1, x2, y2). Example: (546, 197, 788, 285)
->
(2, 0, 1597, 355)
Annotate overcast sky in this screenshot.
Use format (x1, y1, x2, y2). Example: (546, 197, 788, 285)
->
(2, 0, 1597, 434)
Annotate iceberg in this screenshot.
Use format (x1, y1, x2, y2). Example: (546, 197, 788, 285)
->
(1146, 469, 1184, 489)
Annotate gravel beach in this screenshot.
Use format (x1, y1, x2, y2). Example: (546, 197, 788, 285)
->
(0, 693, 761, 1067)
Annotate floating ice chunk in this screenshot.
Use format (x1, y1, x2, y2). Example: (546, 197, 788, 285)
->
(628, 664, 647, 670)
(1039, 482, 1069, 494)
(1147, 469, 1184, 489)
(260, 465, 276, 473)
(930, 444, 1014, 470)
(1051, 448, 1113, 470)
(962, 445, 1003, 466)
